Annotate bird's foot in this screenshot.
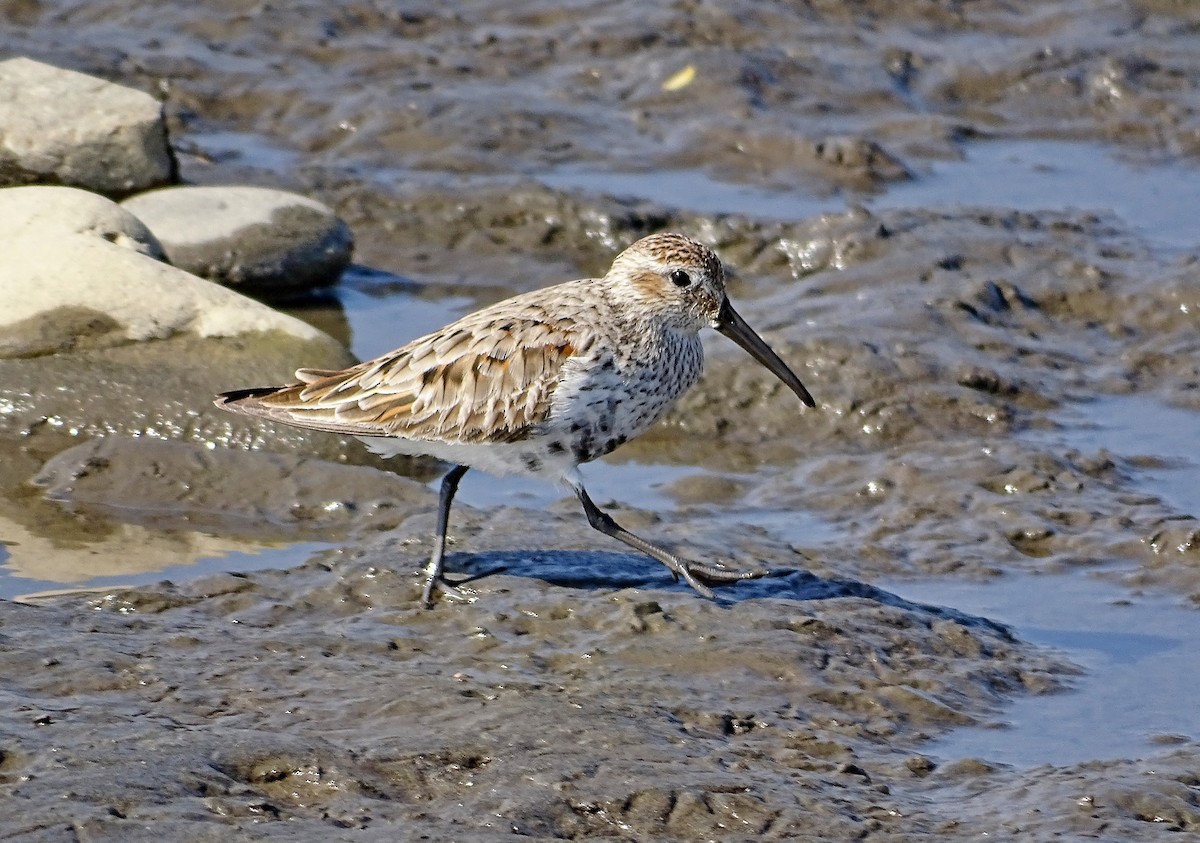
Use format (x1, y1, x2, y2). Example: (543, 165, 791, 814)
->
(421, 575, 477, 609)
(420, 568, 478, 608)
(688, 559, 769, 584)
(663, 558, 768, 599)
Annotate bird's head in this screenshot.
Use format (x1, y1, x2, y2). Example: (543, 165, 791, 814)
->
(606, 233, 815, 408)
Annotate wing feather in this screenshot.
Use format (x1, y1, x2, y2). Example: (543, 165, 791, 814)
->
(215, 284, 599, 444)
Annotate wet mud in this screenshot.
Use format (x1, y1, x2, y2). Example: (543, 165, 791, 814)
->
(0, 523, 1069, 840)
(3, 1, 1200, 839)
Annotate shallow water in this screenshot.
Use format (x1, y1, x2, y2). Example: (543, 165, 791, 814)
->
(876, 139, 1200, 250)
(882, 392, 1200, 767)
(9, 2, 1200, 836)
(540, 138, 1200, 250)
(1, 540, 333, 603)
(7, 139, 1200, 754)
(185, 129, 304, 172)
(448, 458, 690, 512)
(1051, 393, 1200, 518)
(334, 267, 474, 361)
(884, 570, 1199, 767)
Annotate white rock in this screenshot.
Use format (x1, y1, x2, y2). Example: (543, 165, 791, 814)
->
(0, 236, 330, 348)
(0, 185, 164, 258)
(121, 185, 354, 296)
(0, 57, 175, 195)
(0, 186, 331, 356)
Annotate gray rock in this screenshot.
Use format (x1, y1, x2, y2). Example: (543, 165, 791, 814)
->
(0, 184, 360, 461)
(0, 57, 175, 195)
(0, 187, 337, 356)
(121, 185, 354, 297)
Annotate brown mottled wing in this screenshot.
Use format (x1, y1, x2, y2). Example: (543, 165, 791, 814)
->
(216, 298, 591, 444)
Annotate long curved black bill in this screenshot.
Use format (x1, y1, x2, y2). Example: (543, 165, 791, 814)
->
(715, 299, 815, 408)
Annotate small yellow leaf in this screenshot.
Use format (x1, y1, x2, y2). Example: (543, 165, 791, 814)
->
(661, 64, 696, 92)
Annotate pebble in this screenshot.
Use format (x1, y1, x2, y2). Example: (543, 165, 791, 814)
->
(121, 185, 354, 298)
(0, 57, 175, 195)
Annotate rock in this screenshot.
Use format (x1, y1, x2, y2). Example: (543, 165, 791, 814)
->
(0, 184, 361, 461)
(0, 184, 165, 259)
(0, 57, 175, 195)
(0, 186, 338, 356)
(121, 185, 354, 298)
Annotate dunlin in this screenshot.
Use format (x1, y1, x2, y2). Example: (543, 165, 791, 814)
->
(216, 233, 814, 606)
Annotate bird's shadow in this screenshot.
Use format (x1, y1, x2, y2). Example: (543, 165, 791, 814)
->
(445, 550, 1014, 639)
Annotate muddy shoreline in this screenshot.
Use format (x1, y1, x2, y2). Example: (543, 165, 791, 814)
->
(3, 1, 1200, 839)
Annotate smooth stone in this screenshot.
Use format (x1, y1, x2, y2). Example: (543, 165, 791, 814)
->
(0, 184, 361, 458)
(0, 57, 175, 195)
(0, 188, 335, 357)
(0, 184, 165, 259)
(121, 185, 354, 297)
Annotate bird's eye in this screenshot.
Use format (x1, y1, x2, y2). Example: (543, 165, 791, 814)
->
(669, 269, 692, 288)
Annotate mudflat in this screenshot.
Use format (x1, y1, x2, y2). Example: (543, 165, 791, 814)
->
(2, 1, 1199, 839)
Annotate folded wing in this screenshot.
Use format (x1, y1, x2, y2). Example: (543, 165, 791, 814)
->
(216, 311, 589, 444)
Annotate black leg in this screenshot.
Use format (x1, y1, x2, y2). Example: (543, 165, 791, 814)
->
(572, 483, 765, 598)
(422, 464, 469, 607)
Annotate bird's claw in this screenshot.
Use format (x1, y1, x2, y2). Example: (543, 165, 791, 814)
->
(421, 574, 476, 609)
(665, 558, 768, 599)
